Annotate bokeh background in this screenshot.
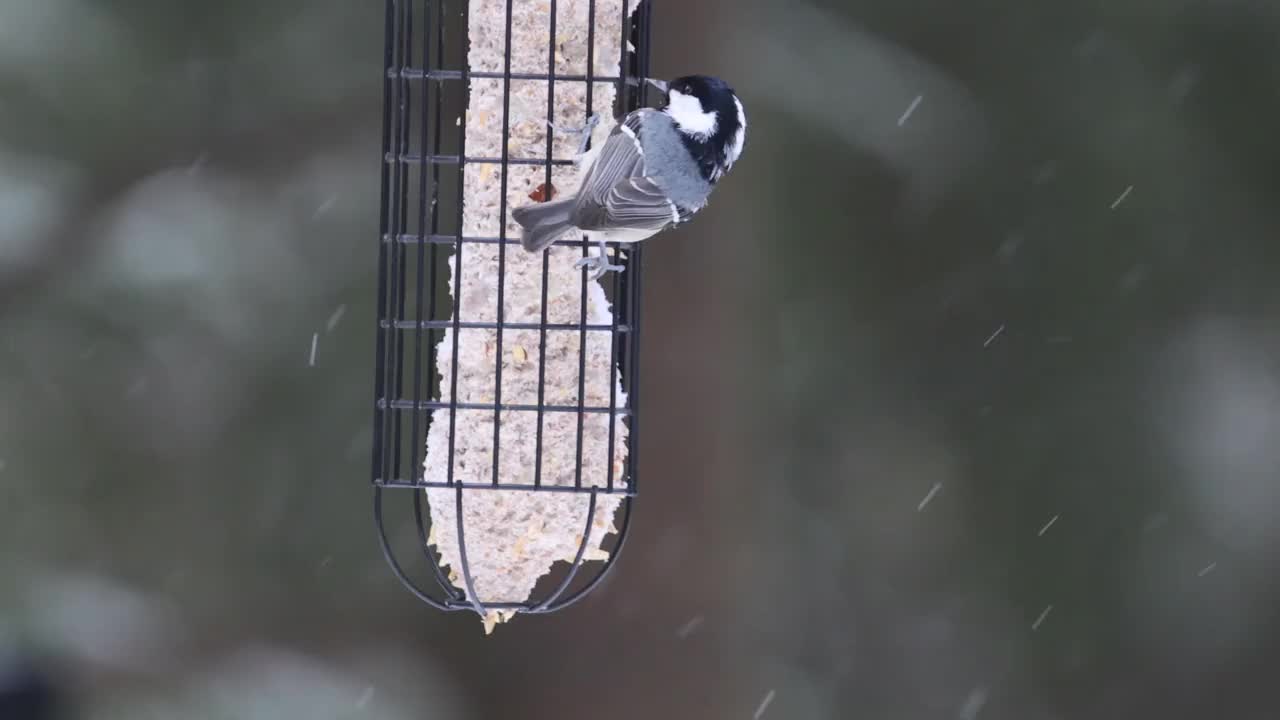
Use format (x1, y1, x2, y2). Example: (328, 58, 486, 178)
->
(3, 0, 1280, 718)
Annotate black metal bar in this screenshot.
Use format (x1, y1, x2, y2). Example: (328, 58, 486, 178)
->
(381, 398, 630, 414)
(617, 0, 630, 115)
(606, 243, 620, 493)
(567, 0, 631, 492)
(626, 0, 648, 495)
(573, 260, 588, 493)
(408, 0, 430, 500)
(392, 69, 623, 82)
(490, 0, 516, 488)
(573, 0, 609, 490)
(388, 153, 576, 166)
(444, 600, 530, 610)
(387, 0, 413, 488)
(384, 319, 632, 332)
(378, 480, 637, 495)
(370, 0, 396, 489)
(532, 489, 598, 610)
(586, 0, 596, 137)
(445, 1, 469, 490)
(413, 479, 463, 599)
(383, 232, 621, 247)
(407, 0, 463, 606)
(627, 268, 642, 494)
(422, 0, 446, 472)
(407, 0, 458, 604)
(373, 486, 452, 611)
(533, 248, 551, 490)
(454, 484, 485, 615)
(540, 496, 634, 611)
(533, 0, 559, 491)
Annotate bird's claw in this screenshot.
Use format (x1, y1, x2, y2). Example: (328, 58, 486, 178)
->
(573, 113, 603, 155)
(546, 113, 602, 156)
(573, 253, 624, 281)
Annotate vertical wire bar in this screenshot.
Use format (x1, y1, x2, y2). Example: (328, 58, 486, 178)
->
(392, 0, 417, 484)
(372, 0, 397, 486)
(409, 0, 432, 485)
(422, 0, 458, 599)
(450, 0, 484, 614)
(573, 264, 588, 491)
(414, 0, 460, 599)
(586, 0, 620, 494)
(491, 0, 517, 486)
(617, 0, 630, 117)
(626, 0, 645, 495)
(586, 0, 596, 119)
(606, 231, 620, 492)
(425, 0, 446, 450)
(530, 489, 598, 610)
(421, 0, 464, 603)
(627, 274, 642, 489)
(533, 258, 550, 489)
(637, 0, 651, 71)
(534, 0, 562, 489)
(455, 483, 486, 614)
(373, 487, 452, 610)
(413, 489, 463, 599)
(380, 0, 404, 484)
(582, 0, 598, 490)
(534, 247, 551, 489)
(573, 0, 632, 491)
(412, 0, 437, 592)
(386, 0, 413, 484)
(445, 0, 470, 487)
(572, 0, 608, 494)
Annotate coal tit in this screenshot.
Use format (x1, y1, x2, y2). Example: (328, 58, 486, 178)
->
(511, 75, 747, 278)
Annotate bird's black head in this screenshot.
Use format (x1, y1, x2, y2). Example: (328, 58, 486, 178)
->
(661, 74, 746, 183)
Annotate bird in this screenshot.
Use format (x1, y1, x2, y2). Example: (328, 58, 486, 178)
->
(510, 75, 747, 279)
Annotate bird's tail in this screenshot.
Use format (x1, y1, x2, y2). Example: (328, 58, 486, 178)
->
(512, 199, 575, 252)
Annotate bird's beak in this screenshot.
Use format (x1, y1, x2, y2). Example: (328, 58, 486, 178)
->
(624, 77, 669, 107)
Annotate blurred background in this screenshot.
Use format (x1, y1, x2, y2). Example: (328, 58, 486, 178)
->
(3, 0, 1280, 718)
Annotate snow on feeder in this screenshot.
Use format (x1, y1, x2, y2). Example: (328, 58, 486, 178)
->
(371, 0, 651, 633)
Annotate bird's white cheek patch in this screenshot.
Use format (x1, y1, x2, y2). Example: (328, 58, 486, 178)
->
(667, 90, 718, 138)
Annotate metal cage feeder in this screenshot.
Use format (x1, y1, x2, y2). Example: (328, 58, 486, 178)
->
(371, 0, 652, 625)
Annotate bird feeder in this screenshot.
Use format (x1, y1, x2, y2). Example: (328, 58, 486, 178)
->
(371, 0, 651, 633)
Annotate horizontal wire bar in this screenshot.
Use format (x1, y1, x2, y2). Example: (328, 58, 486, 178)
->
(383, 233, 626, 249)
(445, 601, 533, 611)
(379, 399, 629, 414)
(382, 319, 632, 332)
(441, 599, 581, 613)
(392, 68, 624, 83)
(387, 153, 576, 166)
(376, 479, 636, 495)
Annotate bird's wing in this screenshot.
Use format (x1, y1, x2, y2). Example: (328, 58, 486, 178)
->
(571, 110, 682, 232)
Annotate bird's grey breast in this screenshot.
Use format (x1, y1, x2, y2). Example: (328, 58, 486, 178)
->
(639, 113, 712, 211)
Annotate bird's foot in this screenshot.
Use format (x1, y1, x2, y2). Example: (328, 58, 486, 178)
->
(546, 114, 602, 156)
(573, 251, 624, 281)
